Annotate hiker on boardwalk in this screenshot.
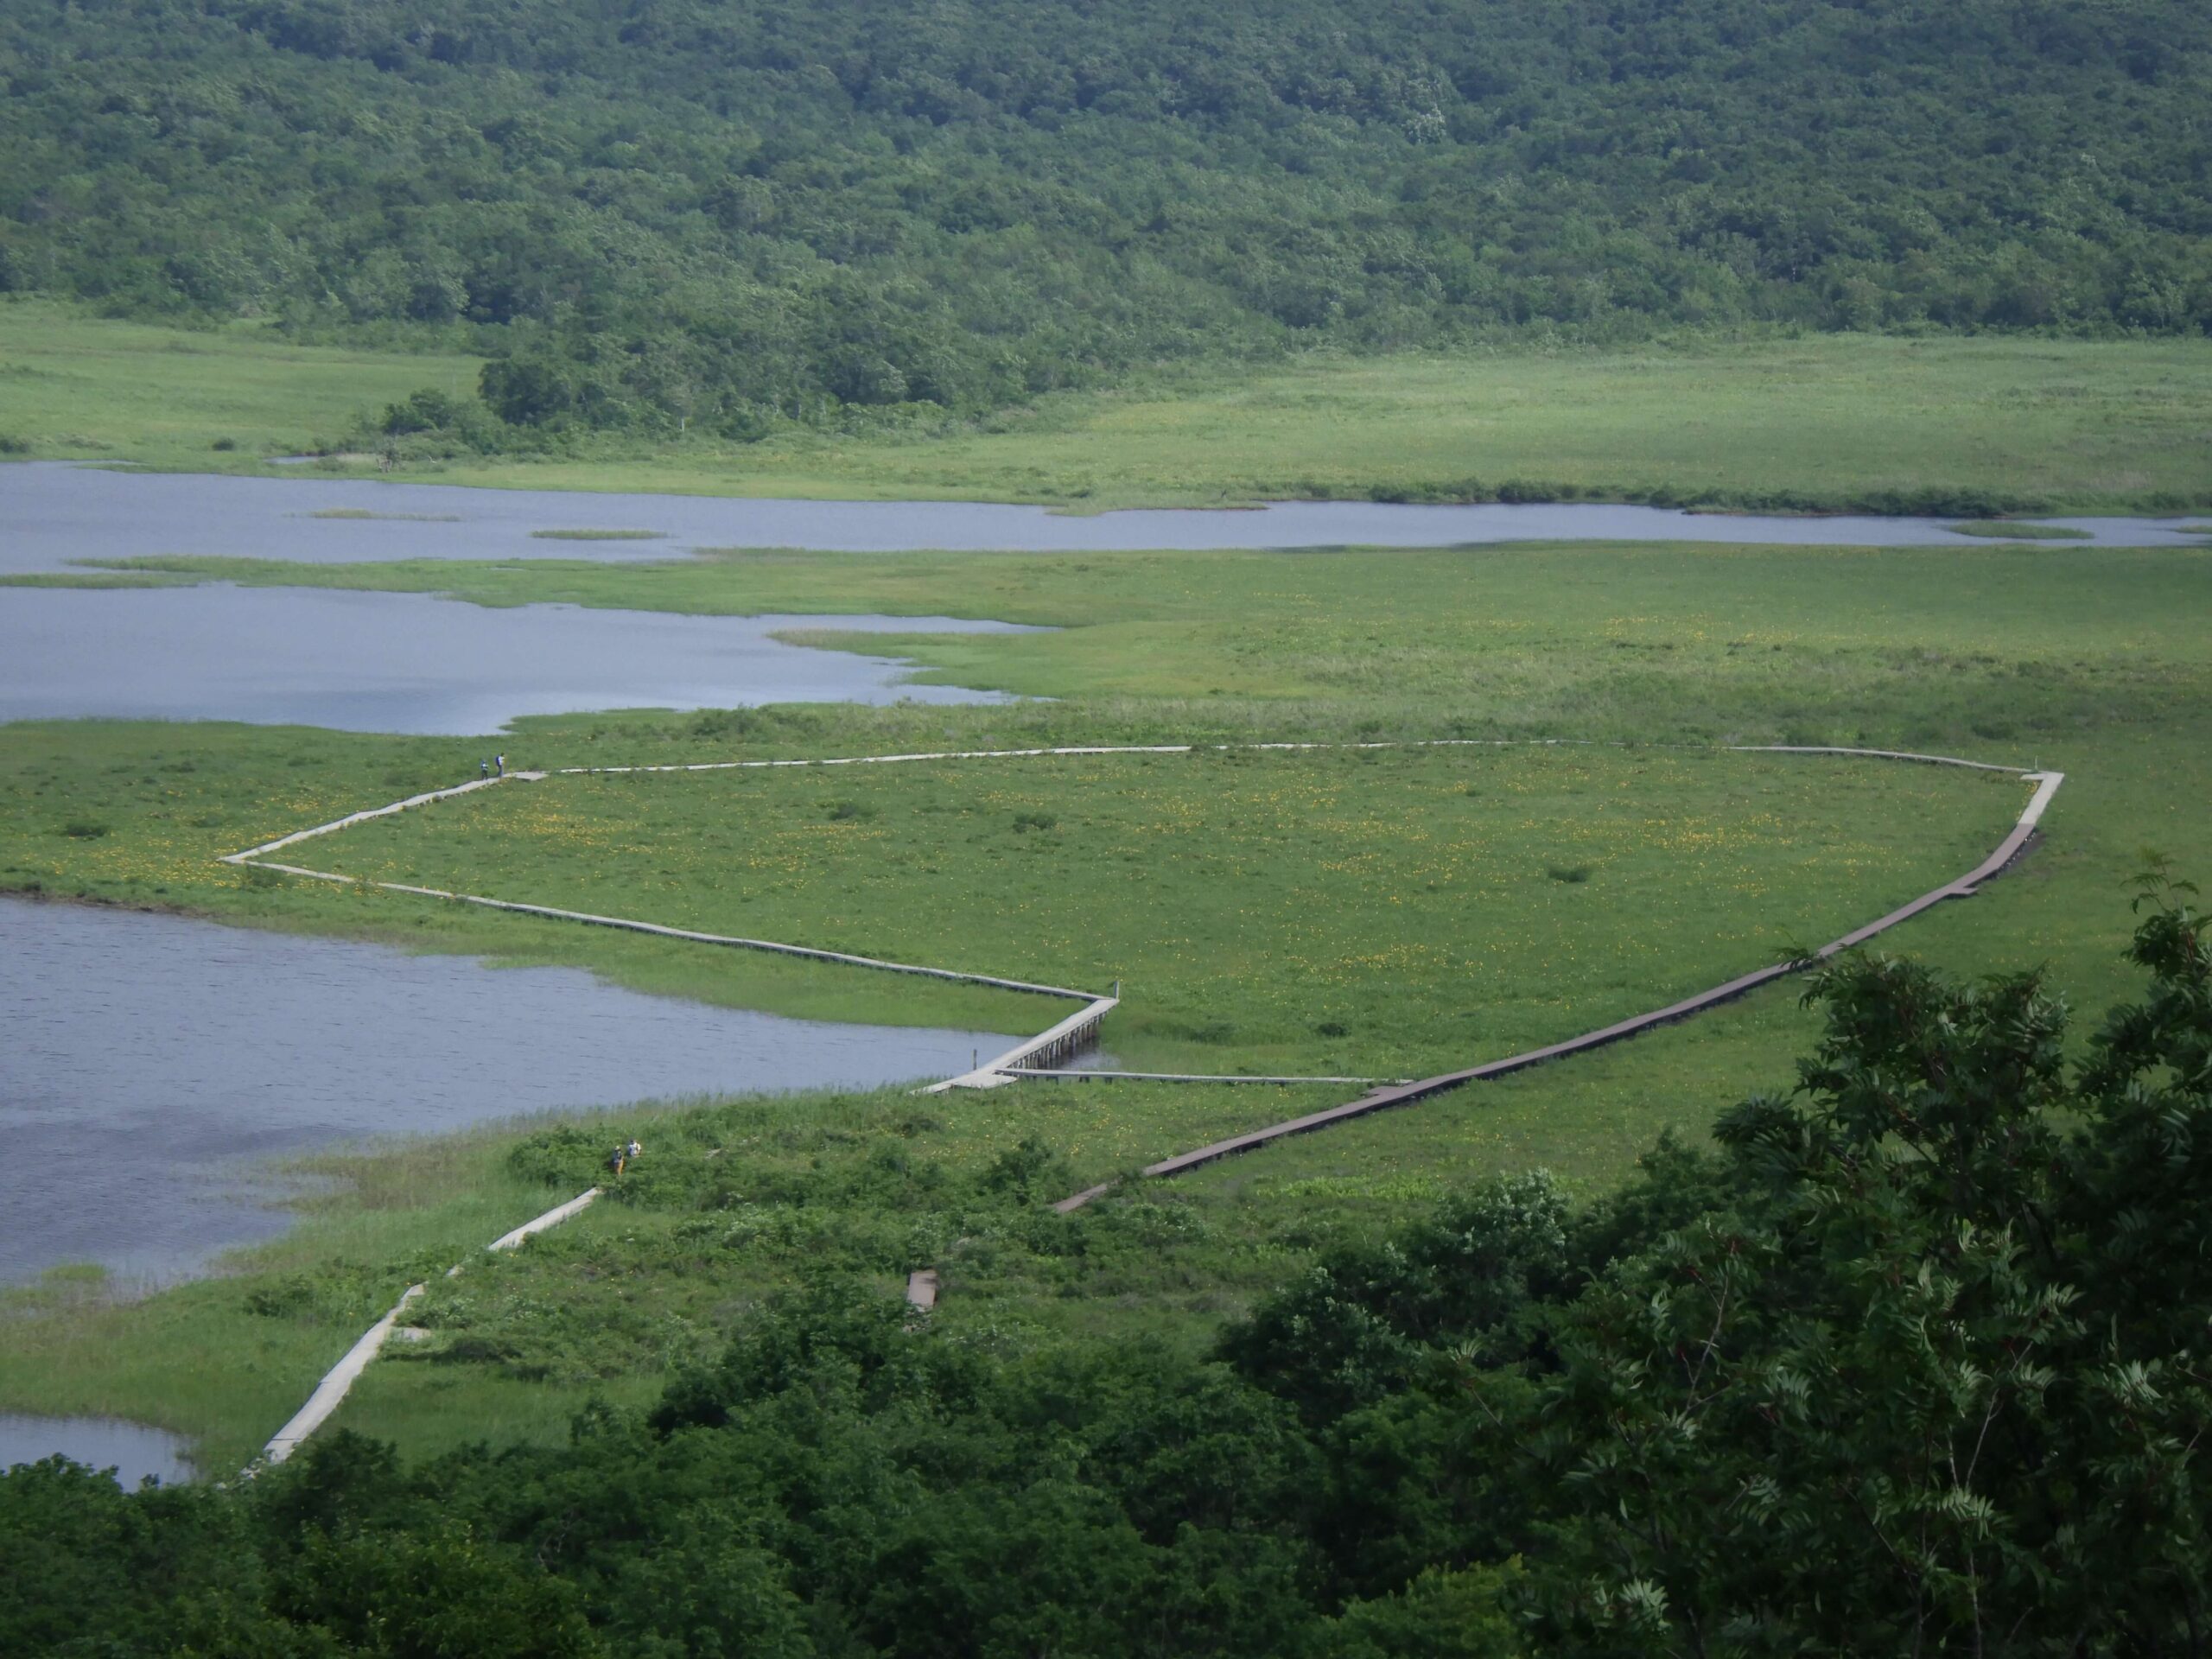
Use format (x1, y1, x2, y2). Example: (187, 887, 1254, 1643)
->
(610, 1142, 628, 1177)
(480, 759, 489, 779)
(495, 753, 505, 777)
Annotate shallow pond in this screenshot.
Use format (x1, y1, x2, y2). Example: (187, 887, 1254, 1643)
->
(3, 461, 2202, 577)
(0, 1413, 195, 1487)
(0, 898, 1021, 1287)
(0, 586, 1030, 733)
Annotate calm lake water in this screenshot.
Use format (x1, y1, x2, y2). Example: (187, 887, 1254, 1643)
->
(0, 584, 1031, 732)
(0, 1414, 195, 1487)
(0, 898, 1021, 1287)
(3, 460, 2202, 576)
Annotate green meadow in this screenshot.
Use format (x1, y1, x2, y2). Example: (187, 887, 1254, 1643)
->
(315, 744, 2018, 1077)
(0, 300, 477, 469)
(5, 300, 2210, 511)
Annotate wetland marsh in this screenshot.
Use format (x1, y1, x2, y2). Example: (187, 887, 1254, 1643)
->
(9, 514, 2206, 1471)
(7, 318, 2212, 1494)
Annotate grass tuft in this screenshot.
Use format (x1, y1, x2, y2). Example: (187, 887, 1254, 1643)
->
(1949, 520, 2094, 541)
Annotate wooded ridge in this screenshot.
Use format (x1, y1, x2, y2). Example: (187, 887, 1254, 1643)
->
(3, 0, 2205, 439)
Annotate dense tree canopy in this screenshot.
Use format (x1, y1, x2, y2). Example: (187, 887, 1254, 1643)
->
(8, 883, 2212, 1652)
(2, 0, 2207, 441)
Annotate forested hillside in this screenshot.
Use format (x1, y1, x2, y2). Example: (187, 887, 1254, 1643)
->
(3, 0, 2207, 435)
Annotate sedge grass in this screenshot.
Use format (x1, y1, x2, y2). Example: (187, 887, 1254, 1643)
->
(310, 744, 2021, 1078)
(1948, 520, 2094, 540)
(365, 336, 2212, 513)
(0, 298, 476, 468)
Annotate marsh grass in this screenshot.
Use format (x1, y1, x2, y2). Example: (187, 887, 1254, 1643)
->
(315, 744, 2017, 1077)
(0, 720, 1050, 1033)
(0, 300, 476, 469)
(382, 335, 2212, 512)
(1949, 520, 2095, 540)
(60, 537, 2212, 741)
(0, 1128, 563, 1474)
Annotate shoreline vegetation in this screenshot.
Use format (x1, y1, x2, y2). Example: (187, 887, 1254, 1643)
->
(1947, 519, 2098, 540)
(4, 304, 2212, 514)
